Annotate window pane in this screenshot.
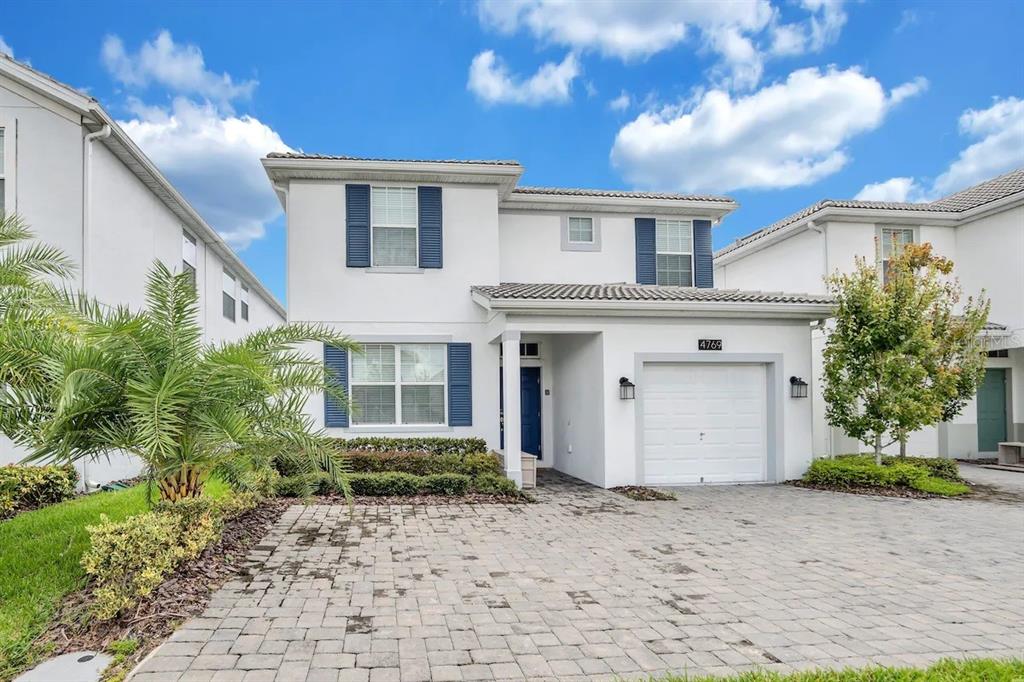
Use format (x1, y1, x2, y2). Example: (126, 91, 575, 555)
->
(222, 292, 235, 321)
(372, 186, 417, 226)
(182, 232, 197, 266)
(656, 219, 692, 254)
(568, 216, 593, 243)
(882, 228, 914, 259)
(401, 385, 445, 425)
(401, 344, 445, 382)
(351, 344, 396, 382)
(222, 270, 235, 295)
(373, 226, 417, 266)
(352, 385, 397, 425)
(656, 254, 693, 286)
(183, 261, 196, 291)
(241, 301, 249, 321)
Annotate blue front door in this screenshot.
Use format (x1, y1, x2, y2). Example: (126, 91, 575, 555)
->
(520, 367, 542, 458)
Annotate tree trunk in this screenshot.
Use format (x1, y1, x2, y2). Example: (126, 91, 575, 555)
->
(157, 464, 204, 502)
(873, 434, 883, 466)
(899, 436, 907, 458)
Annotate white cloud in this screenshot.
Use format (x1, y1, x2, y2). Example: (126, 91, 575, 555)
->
(610, 67, 926, 193)
(895, 9, 920, 33)
(889, 76, 929, 105)
(856, 96, 1024, 203)
(467, 50, 579, 106)
(102, 31, 256, 108)
(608, 90, 631, 112)
(0, 36, 13, 58)
(854, 177, 918, 202)
(477, 0, 847, 92)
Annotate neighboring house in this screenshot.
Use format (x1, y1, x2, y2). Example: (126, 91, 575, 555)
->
(715, 169, 1024, 459)
(263, 153, 833, 488)
(0, 56, 286, 485)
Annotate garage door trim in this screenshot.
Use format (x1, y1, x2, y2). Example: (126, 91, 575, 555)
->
(633, 353, 785, 485)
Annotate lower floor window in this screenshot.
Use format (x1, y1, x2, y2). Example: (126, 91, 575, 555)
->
(350, 343, 446, 425)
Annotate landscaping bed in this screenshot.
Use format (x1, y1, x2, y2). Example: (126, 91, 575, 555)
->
(0, 464, 78, 520)
(611, 485, 677, 501)
(794, 454, 971, 498)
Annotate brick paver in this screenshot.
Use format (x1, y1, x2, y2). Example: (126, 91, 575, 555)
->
(132, 467, 1024, 681)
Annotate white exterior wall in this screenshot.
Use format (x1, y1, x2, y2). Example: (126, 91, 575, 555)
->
(715, 228, 826, 294)
(548, 333, 605, 484)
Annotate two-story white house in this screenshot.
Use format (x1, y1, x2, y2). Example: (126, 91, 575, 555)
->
(715, 169, 1024, 460)
(0, 56, 286, 485)
(263, 153, 834, 488)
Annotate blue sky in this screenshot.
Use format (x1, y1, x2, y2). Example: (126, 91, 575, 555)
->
(2, 0, 1023, 303)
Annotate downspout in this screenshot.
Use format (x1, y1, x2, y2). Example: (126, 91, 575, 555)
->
(807, 220, 833, 458)
(82, 124, 111, 293)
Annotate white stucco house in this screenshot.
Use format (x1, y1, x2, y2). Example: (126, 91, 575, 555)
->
(0, 55, 286, 484)
(263, 153, 834, 488)
(715, 168, 1024, 460)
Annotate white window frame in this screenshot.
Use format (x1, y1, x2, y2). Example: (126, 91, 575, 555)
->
(240, 284, 250, 321)
(349, 343, 447, 427)
(560, 214, 602, 252)
(655, 219, 694, 287)
(878, 226, 916, 285)
(567, 216, 594, 244)
(222, 269, 237, 322)
(370, 185, 419, 268)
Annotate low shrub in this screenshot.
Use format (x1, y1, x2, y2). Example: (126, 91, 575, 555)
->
(348, 472, 422, 496)
(335, 437, 488, 456)
(345, 451, 502, 478)
(0, 464, 78, 518)
(274, 472, 329, 498)
(469, 474, 519, 496)
(420, 473, 471, 496)
(804, 455, 966, 496)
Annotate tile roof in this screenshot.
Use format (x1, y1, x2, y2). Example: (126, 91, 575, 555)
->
(718, 167, 1024, 257)
(265, 152, 521, 166)
(510, 186, 735, 204)
(472, 282, 833, 305)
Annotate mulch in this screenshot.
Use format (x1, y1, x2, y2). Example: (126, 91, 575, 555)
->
(789, 480, 945, 499)
(36, 498, 289, 677)
(609, 485, 677, 501)
(312, 492, 533, 505)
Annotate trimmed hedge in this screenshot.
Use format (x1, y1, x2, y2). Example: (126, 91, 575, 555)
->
(345, 451, 502, 477)
(334, 437, 488, 456)
(0, 464, 78, 519)
(803, 455, 967, 496)
(469, 474, 519, 496)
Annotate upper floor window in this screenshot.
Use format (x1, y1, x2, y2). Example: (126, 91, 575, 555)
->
(222, 270, 236, 321)
(182, 231, 197, 290)
(371, 186, 417, 267)
(881, 227, 914, 285)
(350, 343, 446, 426)
(240, 284, 250, 321)
(0, 128, 6, 215)
(655, 219, 693, 286)
(567, 217, 594, 244)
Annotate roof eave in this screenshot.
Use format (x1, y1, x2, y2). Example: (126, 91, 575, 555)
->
(471, 293, 833, 320)
(500, 192, 737, 219)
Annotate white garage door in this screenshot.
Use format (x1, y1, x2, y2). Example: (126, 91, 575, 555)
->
(642, 363, 767, 485)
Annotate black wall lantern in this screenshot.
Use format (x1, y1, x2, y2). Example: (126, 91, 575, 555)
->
(790, 376, 808, 398)
(619, 377, 636, 400)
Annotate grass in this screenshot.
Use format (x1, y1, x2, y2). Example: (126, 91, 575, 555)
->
(653, 657, 1024, 681)
(0, 478, 229, 679)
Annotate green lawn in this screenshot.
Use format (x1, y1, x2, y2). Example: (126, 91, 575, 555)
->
(0, 479, 228, 678)
(654, 658, 1024, 681)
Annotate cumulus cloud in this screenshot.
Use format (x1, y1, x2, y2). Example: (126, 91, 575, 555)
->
(467, 50, 579, 105)
(854, 177, 919, 202)
(118, 98, 292, 249)
(476, 0, 846, 92)
(608, 90, 631, 112)
(856, 97, 1024, 203)
(610, 67, 925, 193)
(102, 31, 256, 109)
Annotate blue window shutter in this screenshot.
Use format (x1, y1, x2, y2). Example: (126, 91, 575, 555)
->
(346, 184, 370, 267)
(693, 219, 714, 288)
(324, 344, 349, 427)
(635, 218, 656, 285)
(418, 186, 442, 268)
(447, 343, 472, 426)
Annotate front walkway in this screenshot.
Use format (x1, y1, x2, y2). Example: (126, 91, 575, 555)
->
(133, 471, 1024, 681)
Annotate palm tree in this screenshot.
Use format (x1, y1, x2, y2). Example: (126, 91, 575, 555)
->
(0, 213, 73, 313)
(0, 258, 357, 501)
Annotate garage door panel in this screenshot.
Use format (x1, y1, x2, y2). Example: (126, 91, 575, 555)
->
(642, 363, 767, 485)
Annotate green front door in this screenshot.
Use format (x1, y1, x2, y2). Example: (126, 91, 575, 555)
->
(977, 369, 1008, 452)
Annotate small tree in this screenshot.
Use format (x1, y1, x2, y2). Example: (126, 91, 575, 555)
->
(823, 243, 989, 463)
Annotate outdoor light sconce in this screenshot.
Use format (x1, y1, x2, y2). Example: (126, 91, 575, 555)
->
(790, 376, 808, 398)
(619, 377, 636, 400)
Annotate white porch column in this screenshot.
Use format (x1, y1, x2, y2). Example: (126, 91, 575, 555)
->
(501, 331, 523, 488)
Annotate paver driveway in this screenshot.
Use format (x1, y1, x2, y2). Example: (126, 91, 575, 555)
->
(133, 467, 1024, 682)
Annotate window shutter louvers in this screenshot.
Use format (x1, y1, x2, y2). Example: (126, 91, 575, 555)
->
(634, 218, 657, 285)
(345, 184, 371, 267)
(324, 344, 350, 427)
(447, 343, 472, 426)
(693, 219, 714, 288)
(418, 186, 443, 268)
